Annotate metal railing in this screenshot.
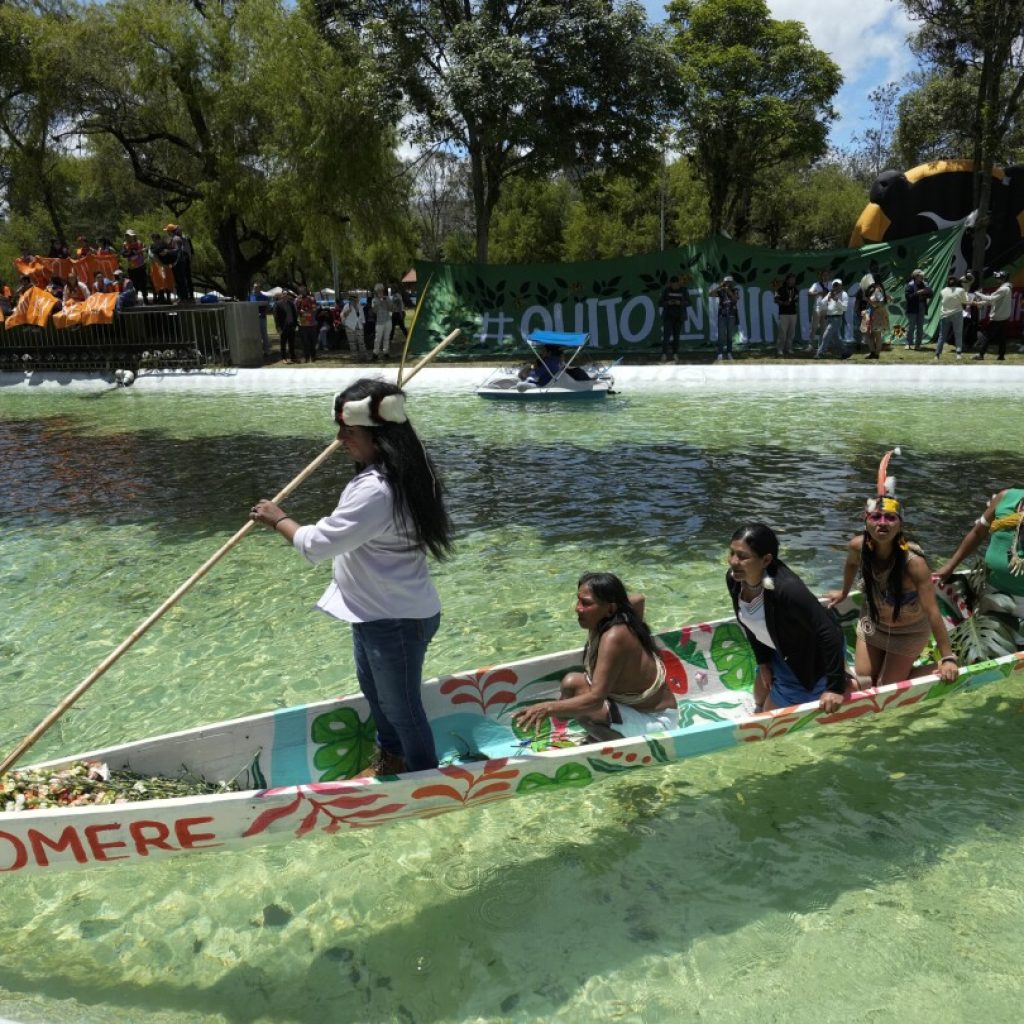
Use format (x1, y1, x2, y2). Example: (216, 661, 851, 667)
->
(0, 305, 231, 372)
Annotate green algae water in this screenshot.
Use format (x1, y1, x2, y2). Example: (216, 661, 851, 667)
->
(2, 374, 1024, 1023)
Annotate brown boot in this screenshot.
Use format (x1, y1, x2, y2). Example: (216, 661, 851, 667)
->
(354, 748, 406, 779)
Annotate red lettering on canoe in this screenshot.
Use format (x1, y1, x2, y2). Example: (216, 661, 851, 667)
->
(84, 823, 129, 862)
(174, 817, 221, 850)
(29, 826, 87, 866)
(129, 819, 174, 856)
(0, 831, 28, 872)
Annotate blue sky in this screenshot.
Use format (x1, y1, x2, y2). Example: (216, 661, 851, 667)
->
(643, 0, 918, 149)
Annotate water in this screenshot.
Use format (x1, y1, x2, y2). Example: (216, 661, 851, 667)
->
(2, 375, 1023, 1023)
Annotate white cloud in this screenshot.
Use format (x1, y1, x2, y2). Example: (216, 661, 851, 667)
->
(765, 0, 917, 86)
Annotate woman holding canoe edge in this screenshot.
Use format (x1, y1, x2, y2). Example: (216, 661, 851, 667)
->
(727, 523, 850, 713)
(824, 450, 958, 689)
(249, 378, 453, 777)
(512, 572, 679, 740)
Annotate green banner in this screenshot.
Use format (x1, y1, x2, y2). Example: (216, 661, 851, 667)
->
(410, 226, 965, 356)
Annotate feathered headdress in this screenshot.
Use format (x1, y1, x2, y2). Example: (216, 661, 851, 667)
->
(865, 446, 903, 517)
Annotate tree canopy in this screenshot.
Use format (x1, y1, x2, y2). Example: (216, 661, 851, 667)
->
(314, 0, 675, 262)
(666, 0, 842, 239)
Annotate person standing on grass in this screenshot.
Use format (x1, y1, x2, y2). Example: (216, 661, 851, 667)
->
(973, 271, 1014, 361)
(904, 269, 932, 350)
(935, 274, 967, 361)
(660, 275, 690, 363)
(774, 273, 798, 356)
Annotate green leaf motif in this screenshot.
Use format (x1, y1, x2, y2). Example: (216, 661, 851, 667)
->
(709, 622, 757, 691)
(677, 699, 740, 727)
(311, 707, 377, 781)
(516, 762, 593, 793)
(678, 638, 708, 670)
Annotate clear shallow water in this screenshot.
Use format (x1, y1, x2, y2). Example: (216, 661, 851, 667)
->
(1, 381, 1024, 1023)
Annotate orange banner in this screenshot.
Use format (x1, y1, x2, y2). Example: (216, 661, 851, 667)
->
(52, 291, 118, 329)
(150, 260, 174, 292)
(3, 287, 59, 330)
(13, 254, 120, 288)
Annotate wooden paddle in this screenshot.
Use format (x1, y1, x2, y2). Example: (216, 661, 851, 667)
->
(0, 326, 464, 775)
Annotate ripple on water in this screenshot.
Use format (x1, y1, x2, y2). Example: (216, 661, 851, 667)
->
(3, 387, 1024, 1023)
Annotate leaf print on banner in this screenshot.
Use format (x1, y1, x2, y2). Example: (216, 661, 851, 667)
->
(709, 622, 757, 691)
(311, 707, 377, 781)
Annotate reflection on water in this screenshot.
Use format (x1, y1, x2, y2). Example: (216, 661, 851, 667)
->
(2, 385, 1024, 1023)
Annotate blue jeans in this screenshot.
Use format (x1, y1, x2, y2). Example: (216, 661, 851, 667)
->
(717, 312, 737, 355)
(906, 309, 925, 348)
(936, 315, 962, 357)
(817, 316, 845, 357)
(351, 612, 441, 771)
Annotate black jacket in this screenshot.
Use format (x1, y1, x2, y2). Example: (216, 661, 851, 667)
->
(726, 562, 846, 695)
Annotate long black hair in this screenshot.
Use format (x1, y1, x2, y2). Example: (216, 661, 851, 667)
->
(861, 525, 910, 623)
(578, 571, 658, 658)
(730, 522, 783, 581)
(334, 378, 453, 560)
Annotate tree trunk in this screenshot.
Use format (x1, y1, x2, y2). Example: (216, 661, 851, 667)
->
(468, 136, 490, 264)
(213, 215, 271, 299)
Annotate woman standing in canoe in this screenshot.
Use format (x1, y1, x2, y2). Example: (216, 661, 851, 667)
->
(825, 450, 958, 688)
(250, 378, 452, 776)
(727, 523, 849, 713)
(513, 572, 678, 740)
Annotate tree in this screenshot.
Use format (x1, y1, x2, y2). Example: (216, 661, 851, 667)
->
(314, 1, 674, 263)
(71, 0, 402, 297)
(897, 0, 1024, 274)
(847, 83, 905, 185)
(0, 2, 78, 242)
(666, 0, 842, 239)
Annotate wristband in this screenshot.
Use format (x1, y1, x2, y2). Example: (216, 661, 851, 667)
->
(940, 656, 958, 664)
(272, 515, 290, 528)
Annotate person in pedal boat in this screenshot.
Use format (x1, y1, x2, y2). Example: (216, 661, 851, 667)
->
(727, 523, 850, 713)
(512, 572, 679, 740)
(249, 378, 453, 777)
(937, 488, 1024, 618)
(825, 449, 958, 688)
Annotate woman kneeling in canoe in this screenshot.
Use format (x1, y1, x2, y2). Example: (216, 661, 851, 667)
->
(250, 378, 453, 776)
(825, 450, 958, 688)
(513, 572, 678, 741)
(728, 522, 849, 713)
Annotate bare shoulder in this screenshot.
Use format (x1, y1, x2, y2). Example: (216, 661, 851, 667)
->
(848, 534, 865, 555)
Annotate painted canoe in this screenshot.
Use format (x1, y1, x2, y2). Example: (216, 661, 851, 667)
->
(2, 584, 1020, 876)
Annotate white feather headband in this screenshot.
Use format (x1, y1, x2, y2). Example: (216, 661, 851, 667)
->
(338, 393, 408, 427)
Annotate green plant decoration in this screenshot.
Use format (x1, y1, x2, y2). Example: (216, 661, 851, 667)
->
(709, 622, 757, 691)
(311, 708, 377, 781)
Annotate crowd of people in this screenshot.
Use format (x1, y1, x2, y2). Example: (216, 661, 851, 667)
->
(1, 224, 194, 318)
(256, 282, 412, 364)
(648, 266, 1018, 362)
(248, 400, 1021, 777)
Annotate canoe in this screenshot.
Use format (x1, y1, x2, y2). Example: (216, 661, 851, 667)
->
(2, 583, 1020, 876)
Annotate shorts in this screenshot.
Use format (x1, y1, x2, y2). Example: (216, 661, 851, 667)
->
(607, 701, 680, 738)
(768, 651, 828, 709)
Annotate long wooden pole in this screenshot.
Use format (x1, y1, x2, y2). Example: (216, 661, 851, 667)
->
(399, 328, 461, 386)
(0, 440, 342, 775)
(396, 274, 433, 388)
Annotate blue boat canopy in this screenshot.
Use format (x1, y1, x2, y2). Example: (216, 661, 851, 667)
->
(526, 330, 589, 348)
